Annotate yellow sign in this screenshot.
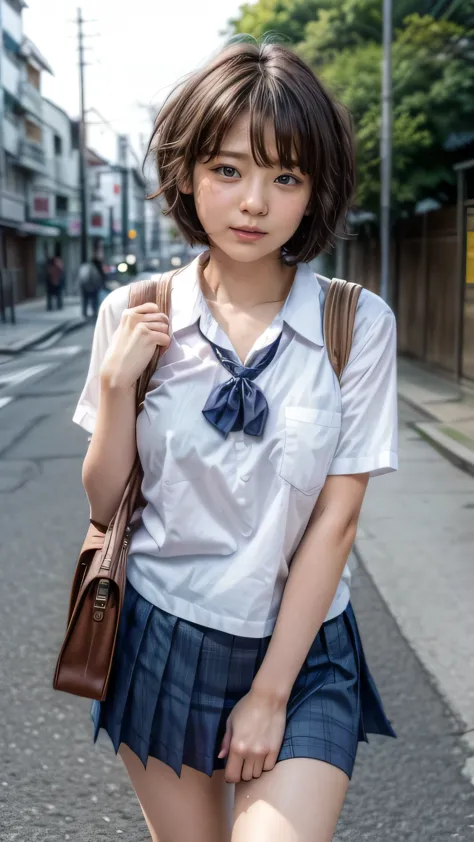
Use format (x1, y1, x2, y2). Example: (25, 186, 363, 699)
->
(466, 231, 474, 284)
(128, 229, 137, 240)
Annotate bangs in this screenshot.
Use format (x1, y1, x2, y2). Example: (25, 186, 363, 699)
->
(194, 75, 310, 174)
(149, 41, 355, 264)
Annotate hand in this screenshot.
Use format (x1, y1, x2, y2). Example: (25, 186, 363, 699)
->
(100, 303, 170, 390)
(218, 687, 287, 784)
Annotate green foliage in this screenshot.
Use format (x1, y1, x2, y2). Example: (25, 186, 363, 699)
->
(228, 1, 474, 217)
(228, 0, 323, 43)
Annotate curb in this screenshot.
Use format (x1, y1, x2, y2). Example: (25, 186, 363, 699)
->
(414, 421, 474, 478)
(0, 316, 87, 355)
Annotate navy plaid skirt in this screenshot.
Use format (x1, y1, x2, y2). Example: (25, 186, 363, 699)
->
(91, 581, 396, 780)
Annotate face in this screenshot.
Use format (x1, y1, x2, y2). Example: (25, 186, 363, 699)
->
(184, 113, 312, 264)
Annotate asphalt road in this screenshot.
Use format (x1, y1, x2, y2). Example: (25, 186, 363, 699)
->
(0, 323, 473, 841)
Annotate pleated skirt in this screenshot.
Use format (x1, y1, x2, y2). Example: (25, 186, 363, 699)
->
(91, 580, 396, 780)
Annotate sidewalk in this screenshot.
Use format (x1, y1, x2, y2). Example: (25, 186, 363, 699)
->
(355, 393, 474, 774)
(0, 296, 85, 354)
(398, 356, 474, 476)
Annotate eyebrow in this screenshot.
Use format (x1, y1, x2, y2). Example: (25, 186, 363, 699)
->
(217, 150, 251, 160)
(216, 150, 300, 169)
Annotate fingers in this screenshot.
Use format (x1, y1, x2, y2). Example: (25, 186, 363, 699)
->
(218, 719, 232, 760)
(128, 302, 163, 314)
(252, 756, 266, 779)
(263, 751, 278, 772)
(241, 758, 255, 782)
(225, 744, 272, 783)
(139, 312, 169, 325)
(135, 321, 171, 347)
(224, 747, 243, 784)
(121, 305, 169, 327)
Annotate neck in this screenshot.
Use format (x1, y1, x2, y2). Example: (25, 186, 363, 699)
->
(200, 247, 297, 308)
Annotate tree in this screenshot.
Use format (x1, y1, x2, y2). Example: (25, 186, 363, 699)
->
(228, 0, 323, 44)
(228, 2, 474, 216)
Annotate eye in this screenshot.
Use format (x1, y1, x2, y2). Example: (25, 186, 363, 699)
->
(214, 166, 240, 179)
(275, 174, 301, 186)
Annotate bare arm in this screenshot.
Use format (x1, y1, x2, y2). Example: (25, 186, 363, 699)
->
(82, 379, 137, 527)
(81, 302, 170, 527)
(219, 472, 370, 783)
(252, 473, 370, 702)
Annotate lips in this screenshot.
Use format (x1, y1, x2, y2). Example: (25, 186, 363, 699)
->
(232, 227, 267, 234)
(230, 227, 268, 241)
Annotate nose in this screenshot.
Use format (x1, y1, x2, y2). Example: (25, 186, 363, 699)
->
(239, 177, 268, 216)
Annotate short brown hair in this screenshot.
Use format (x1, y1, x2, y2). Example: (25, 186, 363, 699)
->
(147, 41, 355, 264)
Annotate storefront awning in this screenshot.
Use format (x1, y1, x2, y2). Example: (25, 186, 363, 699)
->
(18, 221, 61, 237)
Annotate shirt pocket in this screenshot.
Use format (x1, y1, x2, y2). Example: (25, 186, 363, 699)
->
(278, 406, 341, 495)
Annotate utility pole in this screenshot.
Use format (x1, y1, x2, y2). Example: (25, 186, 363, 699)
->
(380, 0, 392, 304)
(118, 134, 129, 256)
(77, 7, 88, 263)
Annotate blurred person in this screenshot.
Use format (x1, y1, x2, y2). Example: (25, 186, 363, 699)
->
(45, 252, 64, 311)
(77, 255, 107, 319)
(73, 41, 397, 842)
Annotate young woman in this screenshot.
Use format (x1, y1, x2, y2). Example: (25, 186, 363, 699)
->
(73, 41, 397, 842)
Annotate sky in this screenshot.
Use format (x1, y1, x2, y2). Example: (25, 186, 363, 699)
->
(23, 0, 245, 164)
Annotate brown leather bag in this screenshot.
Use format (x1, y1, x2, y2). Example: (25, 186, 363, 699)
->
(53, 272, 173, 702)
(53, 271, 361, 702)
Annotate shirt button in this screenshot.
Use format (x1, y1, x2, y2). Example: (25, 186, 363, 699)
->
(234, 441, 246, 451)
(236, 496, 246, 506)
(241, 474, 250, 482)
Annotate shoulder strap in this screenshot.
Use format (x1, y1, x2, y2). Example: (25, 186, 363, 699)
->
(87, 271, 175, 535)
(324, 278, 363, 380)
(128, 270, 174, 413)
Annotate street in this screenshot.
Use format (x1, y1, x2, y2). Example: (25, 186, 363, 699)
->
(0, 322, 474, 841)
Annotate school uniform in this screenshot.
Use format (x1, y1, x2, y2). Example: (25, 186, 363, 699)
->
(73, 250, 398, 780)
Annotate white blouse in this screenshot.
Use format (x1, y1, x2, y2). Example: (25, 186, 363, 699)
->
(73, 251, 398, 637)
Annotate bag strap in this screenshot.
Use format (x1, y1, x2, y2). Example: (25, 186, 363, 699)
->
(324, 277, 363, 380)
(88, 270, 174, 536)
(128, 270, 174, 413)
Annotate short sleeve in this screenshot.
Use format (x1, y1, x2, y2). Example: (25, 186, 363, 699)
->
(327, 296, 398, 478)
(72, 285, 130, 434)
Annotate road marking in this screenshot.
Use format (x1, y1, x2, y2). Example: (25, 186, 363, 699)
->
(34, 339, 84, 353)
(0, 363, 53, 388)
(0, 396, 13, 411)
(40, 345, 83, 357)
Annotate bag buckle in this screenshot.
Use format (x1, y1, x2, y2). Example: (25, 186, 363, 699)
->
(93, 579, 110, 622)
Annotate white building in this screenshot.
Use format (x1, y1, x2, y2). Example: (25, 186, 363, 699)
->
(0, 0, 60, 301)
(28, 97, 81, 291)
(0, 0, 150, 302)
(86, 142, 147, 271)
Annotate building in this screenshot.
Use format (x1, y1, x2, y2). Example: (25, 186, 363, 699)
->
(0, 0, 57, 302)
(0, 0, 84, 304)
(28, 98, 81, 294)
(0, 0, 151, 305)
(86, 142, 147, 271)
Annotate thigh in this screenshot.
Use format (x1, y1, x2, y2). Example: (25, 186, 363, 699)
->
(119, 743, 231, 842)
(232, 758, 349, 842)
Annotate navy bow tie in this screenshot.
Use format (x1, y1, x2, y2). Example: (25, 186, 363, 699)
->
(201, 331, 282, 438)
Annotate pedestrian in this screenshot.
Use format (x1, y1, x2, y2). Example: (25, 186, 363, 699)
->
(45, 254, 64, 311)
(73, 41, 398, 842)
(77, 256, 105, 319)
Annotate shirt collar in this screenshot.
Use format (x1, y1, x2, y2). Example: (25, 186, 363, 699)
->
(171, 250, 324, 347)
(170, 251, 208, 332)
(281, 262, 324, 347)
